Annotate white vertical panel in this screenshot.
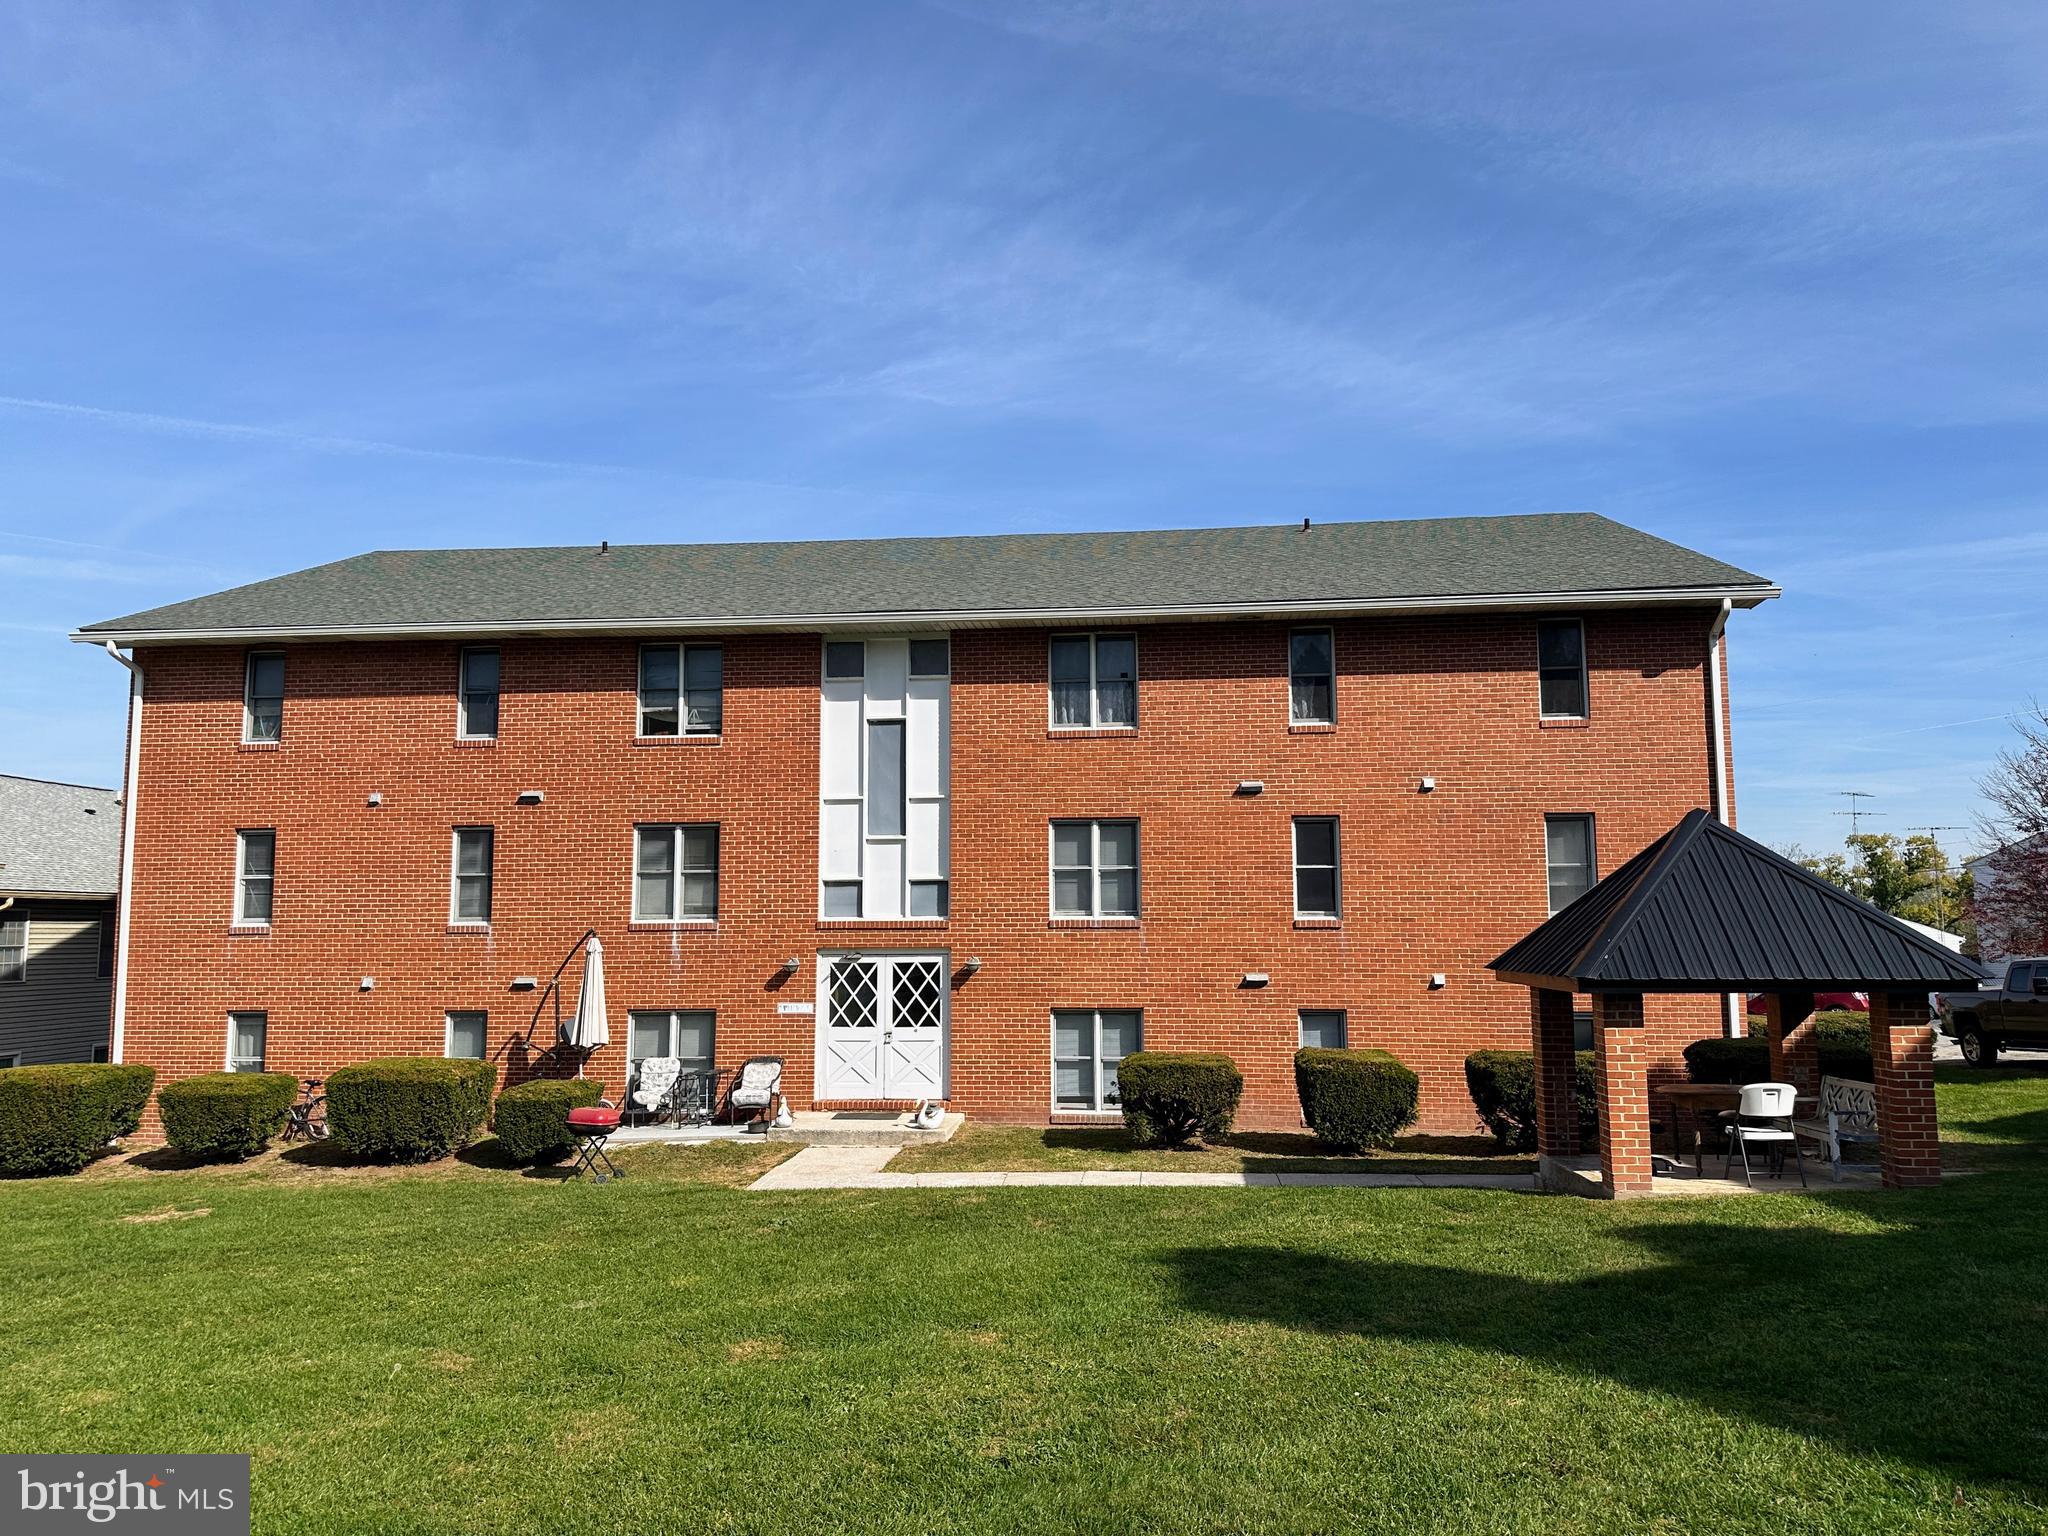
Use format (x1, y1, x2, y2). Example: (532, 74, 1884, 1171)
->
(865, 840, 904, 918)
(865, 639, 908, 719)
(820, 685, 863, 800)
(907, 798, 942, 879)
(905, 681, 948, 798)
(822, 801, 862, 879)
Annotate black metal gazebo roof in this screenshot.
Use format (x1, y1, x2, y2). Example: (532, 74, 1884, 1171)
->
(1489, 808, 1990, 994)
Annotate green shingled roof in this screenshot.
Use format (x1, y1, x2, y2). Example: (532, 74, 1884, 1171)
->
(75, 514, 1773, 643)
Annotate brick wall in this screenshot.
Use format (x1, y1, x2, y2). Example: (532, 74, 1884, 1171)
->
(119, 608, 1732, 1136)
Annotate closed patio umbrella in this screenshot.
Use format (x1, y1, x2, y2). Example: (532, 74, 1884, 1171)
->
(560, 932, 610, 1076)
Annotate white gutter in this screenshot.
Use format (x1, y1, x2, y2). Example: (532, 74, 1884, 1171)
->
(1706, 599, 1742, 1039)
(70, 583, 1781, 648)
(99, 642, 143, 1065)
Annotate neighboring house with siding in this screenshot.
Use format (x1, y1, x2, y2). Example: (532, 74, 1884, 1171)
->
(0, 774, 120, 1067)
(73, 514, 1775, 1132)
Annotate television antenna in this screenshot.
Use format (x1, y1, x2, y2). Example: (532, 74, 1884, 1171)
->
(1832, 791, 1884, 836)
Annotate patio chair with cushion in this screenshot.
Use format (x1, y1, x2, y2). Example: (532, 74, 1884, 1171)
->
(1723, 1081, 1808, 1188)
(628, 1056, 682, 1123)
(727, 1056, 785, 1127)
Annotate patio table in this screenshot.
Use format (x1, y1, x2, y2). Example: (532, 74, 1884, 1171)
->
(667, 1067, 733, 1127)
(1652, 1082, 1817, 1175)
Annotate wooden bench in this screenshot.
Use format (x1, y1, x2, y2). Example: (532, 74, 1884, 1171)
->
(1793, 1076, 1878, 1180)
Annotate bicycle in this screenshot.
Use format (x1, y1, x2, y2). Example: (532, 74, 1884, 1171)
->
(282, 1077, 328, 1142)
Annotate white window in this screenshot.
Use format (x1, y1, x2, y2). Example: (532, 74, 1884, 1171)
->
(1299, 1009, 1347, 1050)
(1051, 820, 1138, 918)
(634, 824, 719, 921)
(451, 827, 494, 924)
(1053, 1009, 1139, 1112)
(1545, 814, 1597, 914)
(822, 881, 862, 919)
(1289, 628, 1335, 724)
(445, 1011, 488, 1060)
(458, 647, 500, 738)
(227, 1012, 266, 1072)
(819, 636, 949, 921)
(0, 914, 26, 983)
(628, 1009, 714, 1085)
(908, 638, 949, 677)
(639, 643, 723, 736)
(1049, 633, 1137, 729)
(243, 652, 284, 743)
(1293, 817, 1340, 919)
(823, 640, 864, 680)
(1538, 619, 1588, 719)
(236, 830, 275, 925)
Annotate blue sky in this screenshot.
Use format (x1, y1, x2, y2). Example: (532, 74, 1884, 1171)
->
(2, 1, 2043, 856)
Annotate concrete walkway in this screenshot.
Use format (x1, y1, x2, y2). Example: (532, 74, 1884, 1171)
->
(748, 1144, 1539, 1192)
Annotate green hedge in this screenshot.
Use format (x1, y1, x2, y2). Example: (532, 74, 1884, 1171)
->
(1118, 1052, 1243, 1148)
(158, 1072, 297, 1161)
(1464, 1050, 1599, 1153)
(1689, 1013, 1873, 1085)
(492, 1077, 603, 1164)
(1294, 1048, 1419, 1151)
(0, 1063, 157, 1175)
(326, 1056, 495, 1162)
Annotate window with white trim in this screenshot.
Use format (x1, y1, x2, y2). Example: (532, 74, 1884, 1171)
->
(445, 1010, 487, 1060)
(1053, 1009, 1139, 1112)
(451, 827, 494, 924)
(1289, 628, 1335, 724)
(628, 1009, 714, 1086)
(1051, 820, 1138, 918)
(1049, 633, 1136, 729)
(243, 652, 284, 743)
(0, 1053, 19, 1069)
(1293, 817, 1340, 919)
(1299, 1009, 1347, 1050)
(236, 830, 275, 925)
(634, 824, 718, 921)
(639, 643, 723, 736)
(0, 915, 25, 984)
(1545, 814, 1597, 914)
(90, 1044, 109, 1064)
(227, 1012, 267, 1072)
(458, 647, 499, 738)
(1538, 620, 1588, 719)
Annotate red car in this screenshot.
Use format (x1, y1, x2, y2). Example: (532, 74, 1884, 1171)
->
(1746, 991, 1867, 1013)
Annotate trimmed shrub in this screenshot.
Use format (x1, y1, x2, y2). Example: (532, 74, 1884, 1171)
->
(492, 1077, 603, 1164)
(1294, 1048, 1419, 1151)
(0, 1062, 157, 1176)
(158, 1072, 297, 1161)
(326, 1056, 495, 1162)
(1689, 1014, 1873, 1085)
(1464, 1050, 1599, 1153)
(1118, 1052, 1243, 1147)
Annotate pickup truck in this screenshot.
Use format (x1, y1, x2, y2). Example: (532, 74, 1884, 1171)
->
(1939, 957, 2048, 1064)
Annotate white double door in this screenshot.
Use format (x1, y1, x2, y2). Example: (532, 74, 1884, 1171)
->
(818, 952, 948, 1100)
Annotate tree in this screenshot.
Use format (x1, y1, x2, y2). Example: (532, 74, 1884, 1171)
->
(1786, 831, 1973, 934)
(1974, 708, 2048, 958)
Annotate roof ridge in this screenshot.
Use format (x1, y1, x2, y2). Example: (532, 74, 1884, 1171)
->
(0, 772, 119, 793)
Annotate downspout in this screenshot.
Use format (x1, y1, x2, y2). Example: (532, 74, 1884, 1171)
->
(100, 642, 143, 1064)
(1705, 601, 1741, 1037)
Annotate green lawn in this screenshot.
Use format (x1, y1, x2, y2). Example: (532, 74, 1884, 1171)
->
(5, 1070, 2047, 1534)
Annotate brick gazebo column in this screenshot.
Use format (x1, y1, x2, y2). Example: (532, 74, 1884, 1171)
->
(1592, 992, 1653, 1198)
(1760, 990, 1819, 1100)
(1870, 991, 1941, 1189)
(1530, 987, 1579, 1160)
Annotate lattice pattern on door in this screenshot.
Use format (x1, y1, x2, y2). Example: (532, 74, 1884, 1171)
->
(894, 961, 943, 1033)
(829, 959, 879, 1028)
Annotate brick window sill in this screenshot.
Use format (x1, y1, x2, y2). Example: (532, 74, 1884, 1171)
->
(446, 923, 492, 935)
(627, 920, 718, 933)
(453, 737, 497, 750)
(1046, 728, 1139, 741)
(1051, 1111, 1123, 1125)
(633, 735, 723, 748)
(1538, 716, 1591, 730)
(1048, 918, 1140, 930)
(235, 741, 281, 754)
(1287, 722, 1338, 735)
(1293, 918, 1342, 930)
(227, 924, 271, 937)
(815, 918, 951, 929)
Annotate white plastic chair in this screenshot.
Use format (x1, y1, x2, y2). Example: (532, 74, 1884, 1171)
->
(1723, 1081, 1807, 1188)
(629, 1056, 682, 1121)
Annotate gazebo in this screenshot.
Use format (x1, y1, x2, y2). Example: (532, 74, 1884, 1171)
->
(1489, 809, 1989, 1197)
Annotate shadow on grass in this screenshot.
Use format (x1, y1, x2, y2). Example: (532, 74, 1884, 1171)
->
(1023, 1126, 1525, 1173)
(1162, 1169, 2048, 1492)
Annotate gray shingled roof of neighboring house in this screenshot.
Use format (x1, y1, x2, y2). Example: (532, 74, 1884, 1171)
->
(0, 775, 122, 898)
(74, 513, 1775, 644)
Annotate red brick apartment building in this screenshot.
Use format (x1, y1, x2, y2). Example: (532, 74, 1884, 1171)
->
(73, 515, 1776, 1133)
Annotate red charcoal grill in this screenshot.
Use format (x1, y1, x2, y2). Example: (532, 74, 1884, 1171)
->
(566, 1105, 624, 1183)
